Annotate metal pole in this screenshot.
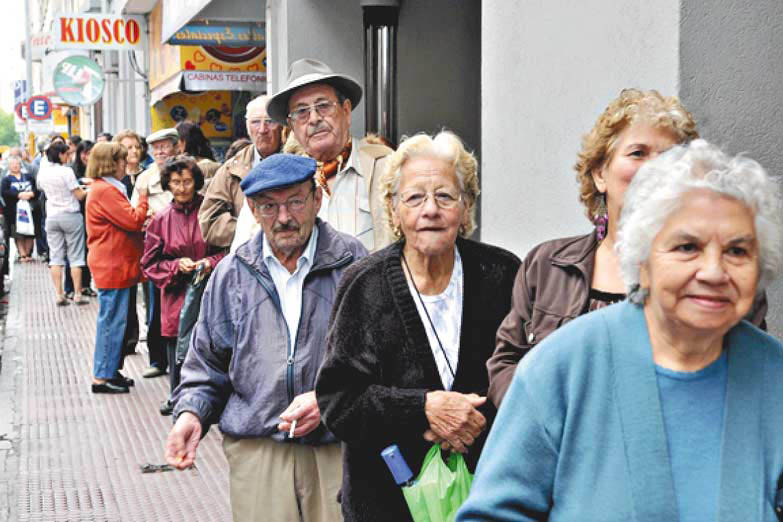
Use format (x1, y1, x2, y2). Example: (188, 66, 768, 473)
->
(24, 0, 34, 146)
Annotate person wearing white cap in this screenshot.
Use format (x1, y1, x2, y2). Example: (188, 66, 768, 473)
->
(266, 58, 394, 252)
(131, 128, 177, 217)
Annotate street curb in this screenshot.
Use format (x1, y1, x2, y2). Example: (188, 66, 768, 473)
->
(0, 274, 21, 522)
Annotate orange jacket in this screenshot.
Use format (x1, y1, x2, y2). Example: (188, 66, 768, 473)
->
(86, 178, 149, 289)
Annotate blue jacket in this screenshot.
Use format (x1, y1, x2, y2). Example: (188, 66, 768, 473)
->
(458, 300, 783, 521)
(173, 219, 367, 444)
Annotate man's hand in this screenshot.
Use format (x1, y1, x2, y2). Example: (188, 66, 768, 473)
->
(278, 391, 321, 438)
(18, 191, 34, 201)
(165, 411, 202, 470)
(424, 391, 487, 453)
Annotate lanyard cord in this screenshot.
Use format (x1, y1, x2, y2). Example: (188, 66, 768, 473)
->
(401, 252, 456, 381)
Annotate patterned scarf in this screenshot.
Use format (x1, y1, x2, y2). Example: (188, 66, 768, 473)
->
(315, 139, 352, 196)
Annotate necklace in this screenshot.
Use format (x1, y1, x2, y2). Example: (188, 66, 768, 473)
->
(401, 252, 456, 381)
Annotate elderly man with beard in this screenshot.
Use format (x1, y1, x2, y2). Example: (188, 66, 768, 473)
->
(266, 59, 394, 251)
(131, 128, 178, 381)
(167, 154, 366, 522)
(198, 94, 283, 249)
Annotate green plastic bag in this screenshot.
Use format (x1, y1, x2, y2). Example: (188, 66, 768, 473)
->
(401, 445, 474, 522)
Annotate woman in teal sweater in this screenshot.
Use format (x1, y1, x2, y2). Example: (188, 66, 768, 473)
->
(457, 140, 783, 521)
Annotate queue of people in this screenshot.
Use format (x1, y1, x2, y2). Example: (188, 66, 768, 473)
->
(10, 56, 783, 522)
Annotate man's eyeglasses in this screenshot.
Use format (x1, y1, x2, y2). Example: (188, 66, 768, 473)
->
(397, 189, 463, 209)
(255, 189, 314, 218)
(247, 118, 280, 129)
(287, 101, 339, 124)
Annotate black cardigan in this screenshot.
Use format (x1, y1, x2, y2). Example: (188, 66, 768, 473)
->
(316, 237, 521, 522)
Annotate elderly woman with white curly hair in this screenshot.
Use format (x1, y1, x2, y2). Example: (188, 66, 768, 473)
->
(316, 130, 521, 522)
(457, 139, 783, 522)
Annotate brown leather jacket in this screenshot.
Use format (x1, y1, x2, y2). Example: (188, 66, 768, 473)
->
(197, 145, 255, 249)
(486, 230, 768, 407)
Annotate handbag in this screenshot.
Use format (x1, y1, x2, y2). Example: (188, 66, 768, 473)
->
(15, 200, 34, 236)
(175, 267, 210, 365)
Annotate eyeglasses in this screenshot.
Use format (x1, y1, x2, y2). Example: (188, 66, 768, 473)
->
(255, 189, 314, 218)
(247, 117, 280, 129)
(397, 189, 463, 209)
(288, 101, 339, 124)
(168, 178, 195, 189)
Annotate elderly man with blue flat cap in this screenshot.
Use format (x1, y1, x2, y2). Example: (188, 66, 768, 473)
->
(165, 153, 366, 522)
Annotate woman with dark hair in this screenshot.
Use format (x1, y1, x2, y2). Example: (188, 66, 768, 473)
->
(64, 139, 96, 298)
(35, 141, 88, 304)
(175, 121, 220, 186)
(142, 155, 225, 415)
(71, 140, 94, 179)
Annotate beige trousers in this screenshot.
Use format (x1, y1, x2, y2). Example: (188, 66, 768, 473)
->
(222, 435, 343, 522)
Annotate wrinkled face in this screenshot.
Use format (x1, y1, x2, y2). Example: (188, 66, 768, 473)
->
(150, 139, 175, 167)
(392, 156, 467, 258)
(7, 157, 21, 174)
(288, 84, 351, 162)
(120, 137, 141, 167)
(593, 123, 679, 220)
(246, 104, 282, 157)
(641, 189, 759, 338)
(249, 180, 322, 258)
(168, 169, 196, 205)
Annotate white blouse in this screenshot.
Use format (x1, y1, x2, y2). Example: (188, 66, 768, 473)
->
(406, 248, 463, 390)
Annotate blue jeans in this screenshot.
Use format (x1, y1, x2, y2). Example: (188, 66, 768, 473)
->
(93, 287, 130, 379)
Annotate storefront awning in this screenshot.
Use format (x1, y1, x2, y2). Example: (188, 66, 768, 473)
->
(161, 0, 266, 44)
(150, 70, 266, 106)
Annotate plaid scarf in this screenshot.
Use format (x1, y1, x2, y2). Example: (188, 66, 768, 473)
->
(315, 139, 352, 196)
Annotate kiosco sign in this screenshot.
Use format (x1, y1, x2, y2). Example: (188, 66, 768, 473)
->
(54, 13, 145, 51)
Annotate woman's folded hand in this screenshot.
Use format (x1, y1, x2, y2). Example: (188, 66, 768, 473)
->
(424, 391, 486, 453)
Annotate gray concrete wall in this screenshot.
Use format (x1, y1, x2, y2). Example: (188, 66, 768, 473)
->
(396, 1, 481, 154)
(267, 0, 366, 136)
(680, 0, 783, 337)
(481, 1, 680, 259)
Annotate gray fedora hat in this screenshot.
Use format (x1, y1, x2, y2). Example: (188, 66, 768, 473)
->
(266, 58, 363, 124)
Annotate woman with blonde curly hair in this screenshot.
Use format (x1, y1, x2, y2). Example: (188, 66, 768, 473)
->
(485, 88, 769, 406)
(316, 130, 521, 522)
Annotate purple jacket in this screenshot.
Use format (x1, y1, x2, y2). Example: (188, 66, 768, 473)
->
(142, 194, 225, 337)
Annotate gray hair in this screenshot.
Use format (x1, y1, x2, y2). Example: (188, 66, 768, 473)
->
(380, 130, 480, 239)
(246, 94, 271, 117)
(617, 139, 783, 303)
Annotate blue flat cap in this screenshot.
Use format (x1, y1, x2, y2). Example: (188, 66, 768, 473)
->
(240, 154, 317, 197)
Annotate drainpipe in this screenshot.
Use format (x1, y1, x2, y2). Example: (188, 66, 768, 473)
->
(361, 0, 399, 145)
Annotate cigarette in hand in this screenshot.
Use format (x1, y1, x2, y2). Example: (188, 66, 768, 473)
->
(289, 419, 297, 438)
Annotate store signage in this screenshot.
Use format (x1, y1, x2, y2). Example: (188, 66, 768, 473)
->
(54, 13, 145, 51)
(53, 55, 105, 106)
(26, 96, 54, 120)
(30, 32, 54, 61)
(182, 70, 266, 92)
(169, 22, 265, 48)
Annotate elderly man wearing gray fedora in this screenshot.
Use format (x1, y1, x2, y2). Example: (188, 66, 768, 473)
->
(266, 58, 394, 252)
(132, 128, 178, 381)
(166, 153, 366, 522)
